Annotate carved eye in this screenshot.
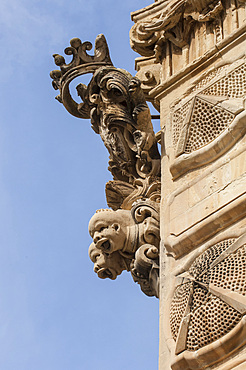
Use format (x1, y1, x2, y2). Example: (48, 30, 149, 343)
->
(99, 226, 105, 232)
(94, 253, 100, 262)
(111, 88, 122, 97)
(113, 224, 119, 231)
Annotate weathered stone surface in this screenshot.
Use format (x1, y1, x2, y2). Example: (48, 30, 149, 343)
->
(88, 201, 160, 297)
(130, 0, 246, 369)
(50, 0, 246, 368)
(51, 36, 161, 297)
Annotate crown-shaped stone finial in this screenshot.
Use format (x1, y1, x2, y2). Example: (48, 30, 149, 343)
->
(50, 34, 113, 103)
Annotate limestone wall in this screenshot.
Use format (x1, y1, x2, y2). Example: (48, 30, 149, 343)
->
(131, 1, 246, 369)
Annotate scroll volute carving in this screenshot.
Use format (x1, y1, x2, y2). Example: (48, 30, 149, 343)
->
(130, 0, 224, 62)
(88, 70, 160, 182)
(50, 35, 160, 183)
(130, 201, 160, 297)
(51, 34, 160, 298)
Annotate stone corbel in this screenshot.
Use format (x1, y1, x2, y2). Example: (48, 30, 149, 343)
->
(51, 35, 160, 183)
(88, 200, 160, 297)
(130, 0, 224, 62)
(50, 35, 161, 297)
(130, 200, 160, 297)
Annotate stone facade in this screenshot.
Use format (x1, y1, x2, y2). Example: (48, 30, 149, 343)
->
(130, 1, 246, 369)
(51, 1, 246, 369)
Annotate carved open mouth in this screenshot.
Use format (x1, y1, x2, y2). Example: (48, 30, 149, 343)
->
(97, 268, 116, 280)
(101, 240, 111, 252)
(96, 238, 111, 253)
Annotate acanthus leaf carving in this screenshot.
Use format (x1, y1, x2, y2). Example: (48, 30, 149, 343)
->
(105, 176, 161, 211)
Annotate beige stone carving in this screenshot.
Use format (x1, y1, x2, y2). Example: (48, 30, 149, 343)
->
(131, 0, 246, 87)
(130, 0, 224, 62)
(89, 209, 137, 256)
(50, 0, 246, 368)
(105, 176, 161, 210)
(131, 243, 159, 297)
(88, 201, 160, 297)
(50, 36, 160, 183)
(130, 0, 246, 369)
(51, 34, 161, 296)
(171, 235, 246, 360)
(169, 58, 246, 179)
(88, 242, 130, 280)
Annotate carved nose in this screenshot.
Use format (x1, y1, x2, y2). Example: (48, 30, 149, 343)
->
(93, 232, 101, 244)
(94, 264, 100, 273)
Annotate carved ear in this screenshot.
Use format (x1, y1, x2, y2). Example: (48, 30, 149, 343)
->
(112, 223, 120, 231)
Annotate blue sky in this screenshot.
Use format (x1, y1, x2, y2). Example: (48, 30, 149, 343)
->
(0, 1, 159, 369)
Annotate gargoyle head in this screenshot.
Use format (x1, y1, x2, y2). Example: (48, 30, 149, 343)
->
(88, 209, 136, 255)
(88, 243, 129, 280)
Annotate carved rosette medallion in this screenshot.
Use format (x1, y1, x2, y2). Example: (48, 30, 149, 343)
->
(51, 35, 161, 297)
(170, 234, 246, 369)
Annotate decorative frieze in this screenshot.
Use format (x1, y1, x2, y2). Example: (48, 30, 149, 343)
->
(130, 0, 224, 59)
(131, 0, 246, 91)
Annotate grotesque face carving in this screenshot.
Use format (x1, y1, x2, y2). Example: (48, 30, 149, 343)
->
(89, 243, 127, 280)
(88, 203, 160, 296)
(88, 210, 132, 254)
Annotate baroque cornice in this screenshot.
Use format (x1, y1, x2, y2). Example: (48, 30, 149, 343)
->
(131, 0, 174, 23)
(149, 24, 246, 101)
(130, 0, 225, 62)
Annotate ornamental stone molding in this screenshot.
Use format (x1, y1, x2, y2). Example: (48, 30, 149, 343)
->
(130, 0, 225, 61)
(50, 0, 246, 369)
(131, 0, 246, 100)
(51, 35, 160, 183)
(88, 200, 160, 297)
(169, 57, 246, 179)
(170, 234, 246, 369)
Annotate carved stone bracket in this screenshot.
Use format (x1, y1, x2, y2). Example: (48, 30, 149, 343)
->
(51, 35, 160, 297)
(51, 35, 160, 183)
(88, 200, 160, 297)
(130, 0, 224, 62)
(106, 176, 161, 210)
